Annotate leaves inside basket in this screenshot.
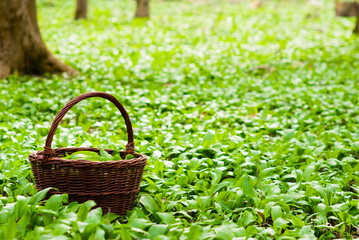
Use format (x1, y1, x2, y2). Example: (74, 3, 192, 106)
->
(63, 149, 136, 161)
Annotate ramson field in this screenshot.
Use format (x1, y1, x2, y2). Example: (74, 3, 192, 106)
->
(1, 0, 359, 239)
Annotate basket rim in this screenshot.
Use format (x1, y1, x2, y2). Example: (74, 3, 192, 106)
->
(29, 147, 147, 166)
(45, 188, 140, 196)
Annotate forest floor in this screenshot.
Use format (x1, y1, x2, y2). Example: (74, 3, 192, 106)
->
(1, 0, 359, 239)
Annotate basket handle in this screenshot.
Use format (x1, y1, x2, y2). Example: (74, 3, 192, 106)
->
(43, 92, 135, 160)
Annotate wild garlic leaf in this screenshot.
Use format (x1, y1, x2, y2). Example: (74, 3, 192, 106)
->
(99, 148, 113, 160)
(125, 154, 135, 160)
(2, 0, 359, 238)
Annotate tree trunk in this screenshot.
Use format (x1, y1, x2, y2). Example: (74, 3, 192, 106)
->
(354, 15, 359, 34)
(135, 0, 150, 18)
(0, 0, 76, 78)
(335, 1, 359, 17)
(75, 0, 87, 20)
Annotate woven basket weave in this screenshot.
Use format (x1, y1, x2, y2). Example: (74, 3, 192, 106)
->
(29, 92, 147, 215)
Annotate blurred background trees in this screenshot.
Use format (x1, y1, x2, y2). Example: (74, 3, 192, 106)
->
(135, 0, 150, 17)
(75, 0, 88, 19)
(335, 0, 359, 33)
(2, 0, 359, 78)
(0, 0, 75, 78)
(75, 0, 150, 20)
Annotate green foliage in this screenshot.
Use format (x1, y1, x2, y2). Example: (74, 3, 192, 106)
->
(1, 0, 359, 238)
(63, 149, 135, 161)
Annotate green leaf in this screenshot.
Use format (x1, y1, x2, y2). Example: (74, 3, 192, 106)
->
(29, 187, 52, 205)
(210, 181, 229, 195)
(44, 194, 64, 212)
(188, 225, 202, 240)
(139, 194, 159, 214)
(63, 151, 101, 161)
(274, 217, 288, 229)
(85, 208, 103, 224)
(148, 225, 167, 239)
(52, 224, 72, 236)
(92, 228, 106, 240)
(125, 154, 135, 160)
(303, 162, 315, 181)
(203, 130, 215, 147)
(157, 212, 176, 225)
(120, 224, 132, 240)
(214, 225, 234, 240)
(290, 215, 305, 227)
(2, 219, 16, 240)
(77, 200, 97, 221)
(298, 226, 316, 238)
(241, 210, 255, 227)
(242, 175, 254, 197)
(271, 205, 283, 221)
(100, 148, 113, 160)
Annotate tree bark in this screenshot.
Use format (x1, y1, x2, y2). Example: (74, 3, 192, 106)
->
(75, 0, 88, 20)
(0, 0, 76, 78)
(354, 15, 359, 34)
(335, 1, 359, 17)
(135, 0, 150, 18)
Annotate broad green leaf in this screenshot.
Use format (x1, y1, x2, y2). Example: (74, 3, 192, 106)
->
(63, 151, 101, 161)
(188, 225, 201, 240)
(148, 225, 167, 239)
(298, 226, 316, 239)
(203, 130, 215, 147)
(271, 205, 283, 221)
(45, 194, 64, 212)
(85, 208, 102, 224)
(125, 154, 135, 160)
(120, 224, 132, 240)
(242, 175, 255, 197)
(139, 194, 159, 213)
(290, 215, 305, 227)
(2, 219, 16, 240)
(52, 224, 71, 236)
(303, 162, 315, 181)
(274, 217, 288, 229)
(77, 201, 97, 221)
(91, 228, 106, 240)
(100, 148, 113, 160)
(241, 210, 255, 227)
(29, 188, 52, 205)
(157, 212, 176, 225)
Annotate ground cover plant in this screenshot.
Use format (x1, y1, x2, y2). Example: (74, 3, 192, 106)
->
(63, 149, 135, 161)
(1, 0, 359, 239)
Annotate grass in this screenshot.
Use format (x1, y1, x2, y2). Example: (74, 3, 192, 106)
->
(1, 0, 359, 238)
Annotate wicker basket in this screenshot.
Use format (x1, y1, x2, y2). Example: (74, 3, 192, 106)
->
(29, 92, 147, 215)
